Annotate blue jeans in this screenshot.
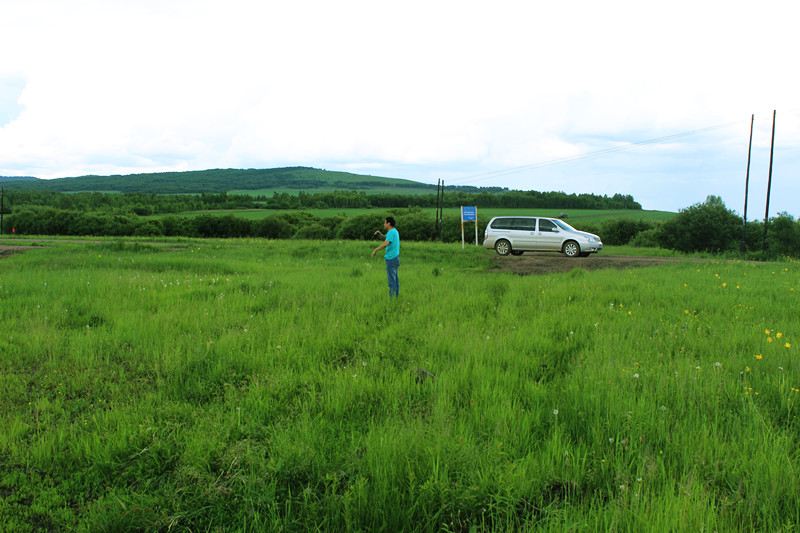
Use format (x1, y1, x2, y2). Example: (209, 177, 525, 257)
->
(385, 257, 399, 297)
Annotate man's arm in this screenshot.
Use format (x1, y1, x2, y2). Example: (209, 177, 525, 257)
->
(371, 239, 390, 256)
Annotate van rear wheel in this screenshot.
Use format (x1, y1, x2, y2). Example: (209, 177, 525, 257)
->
(563, 241, 581, 257)
(495, 239, 511, 256)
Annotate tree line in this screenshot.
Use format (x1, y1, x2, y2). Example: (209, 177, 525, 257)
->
(2, 188, 642, 216)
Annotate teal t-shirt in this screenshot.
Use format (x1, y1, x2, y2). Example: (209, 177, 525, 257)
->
(384, 228, 400, 260)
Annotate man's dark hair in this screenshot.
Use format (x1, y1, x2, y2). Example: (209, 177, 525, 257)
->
(385, 216, 396, 227)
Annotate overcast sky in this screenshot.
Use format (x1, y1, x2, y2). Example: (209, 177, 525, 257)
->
(0, 0, 798, 213)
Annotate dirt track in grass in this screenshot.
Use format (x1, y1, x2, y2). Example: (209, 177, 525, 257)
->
(489, 253, 683, 275)
(0, 245, 39, 258)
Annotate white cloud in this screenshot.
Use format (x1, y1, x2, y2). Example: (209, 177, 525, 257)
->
(0, 0, 798, 211)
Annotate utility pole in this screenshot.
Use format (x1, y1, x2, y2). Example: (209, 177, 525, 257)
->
(440, 180, 445, 241)
(740, 114, 754, 252)
(763, 109, 776, 252)
(439, 180, 444, 240)
(434, 179, 444, 240)
(434, 179, 440, 239)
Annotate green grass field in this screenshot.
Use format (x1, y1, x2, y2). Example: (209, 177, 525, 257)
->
(158, 207, 675, 225)
(1, 238, 798, 531)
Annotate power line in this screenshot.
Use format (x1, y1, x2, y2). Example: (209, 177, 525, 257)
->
(452, 121, 740, 185)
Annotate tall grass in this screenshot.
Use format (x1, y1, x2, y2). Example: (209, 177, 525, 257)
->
(0, 239, 798, 531)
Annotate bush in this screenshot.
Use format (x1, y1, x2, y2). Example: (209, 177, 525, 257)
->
(336, 214, 386, 240)
(765, 213, 800, 256)
(630, 228, 660, 247)
(293, 223, 333, 240)
(190, 215, 253, 238)
(133, 220, 164, 236)
(396, 214, 437, 242)
(255, 217, 293, 239)
(162, 216, 189, 237)
(656, 196, 741, 253)
(600, 220, 654, 245)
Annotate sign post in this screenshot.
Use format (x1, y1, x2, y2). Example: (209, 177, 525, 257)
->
(460, 206, 478, 249)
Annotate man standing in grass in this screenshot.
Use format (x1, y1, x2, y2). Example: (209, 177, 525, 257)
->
(372, 217, 400, 298)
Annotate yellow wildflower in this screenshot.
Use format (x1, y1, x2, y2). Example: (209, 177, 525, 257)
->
(767, 337, 774, 343)
(755, 354, 764, 361)
(765, 328, 772, 335)
(785, 342, 792, 349)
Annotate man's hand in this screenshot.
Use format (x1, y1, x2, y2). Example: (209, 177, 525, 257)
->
(371, 248, 377, 257)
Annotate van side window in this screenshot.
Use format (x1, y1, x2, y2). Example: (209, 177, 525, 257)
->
(538, 219, 558, 232)
(491, 218, 514, 230)
(512, 218, 536, 231)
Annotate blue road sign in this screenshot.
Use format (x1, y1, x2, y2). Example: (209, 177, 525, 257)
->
(462, 206, 477, 221)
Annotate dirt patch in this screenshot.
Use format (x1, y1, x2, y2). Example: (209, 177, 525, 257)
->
(0, 245, 39, 258)
(490, 253, 682, 275)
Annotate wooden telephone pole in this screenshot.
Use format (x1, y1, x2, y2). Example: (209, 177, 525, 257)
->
(762, 110, 776, 252)
(434, 179, 444, 240)
(740, 114, 754, 252)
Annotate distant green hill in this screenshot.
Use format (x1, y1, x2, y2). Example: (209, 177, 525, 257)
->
(1, 167, 438, 194)
(0, 176, 38, 183)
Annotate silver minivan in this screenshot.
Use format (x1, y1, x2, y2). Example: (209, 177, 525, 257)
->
(483, 216, 603, 257)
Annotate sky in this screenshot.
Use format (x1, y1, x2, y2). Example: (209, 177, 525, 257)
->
(0, 0, 798, 213)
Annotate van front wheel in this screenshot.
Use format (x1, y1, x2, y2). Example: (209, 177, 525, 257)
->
(563, 241, 580, 257)
(495, 239, 511, 256)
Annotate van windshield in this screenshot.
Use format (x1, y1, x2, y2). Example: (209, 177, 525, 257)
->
(552, 219, 576, 232)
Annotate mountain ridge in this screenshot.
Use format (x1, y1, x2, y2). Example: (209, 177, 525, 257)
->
(0, 167, 442, 194)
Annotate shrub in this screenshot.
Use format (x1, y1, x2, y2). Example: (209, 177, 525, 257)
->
(766, 213, 800, 256)
(190, 215, 253, 238)
(336, 214, 386, 240)
(396, 214, 437, 241)
(630, 228, 660, 247)
(133, 220, 164, 236)
(162, 216, 189, 237)
(600, 220, 654, 245)
(255, 217, 293, 239)
(293, 223, 333, 240)
(656, 196, 741, 253)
